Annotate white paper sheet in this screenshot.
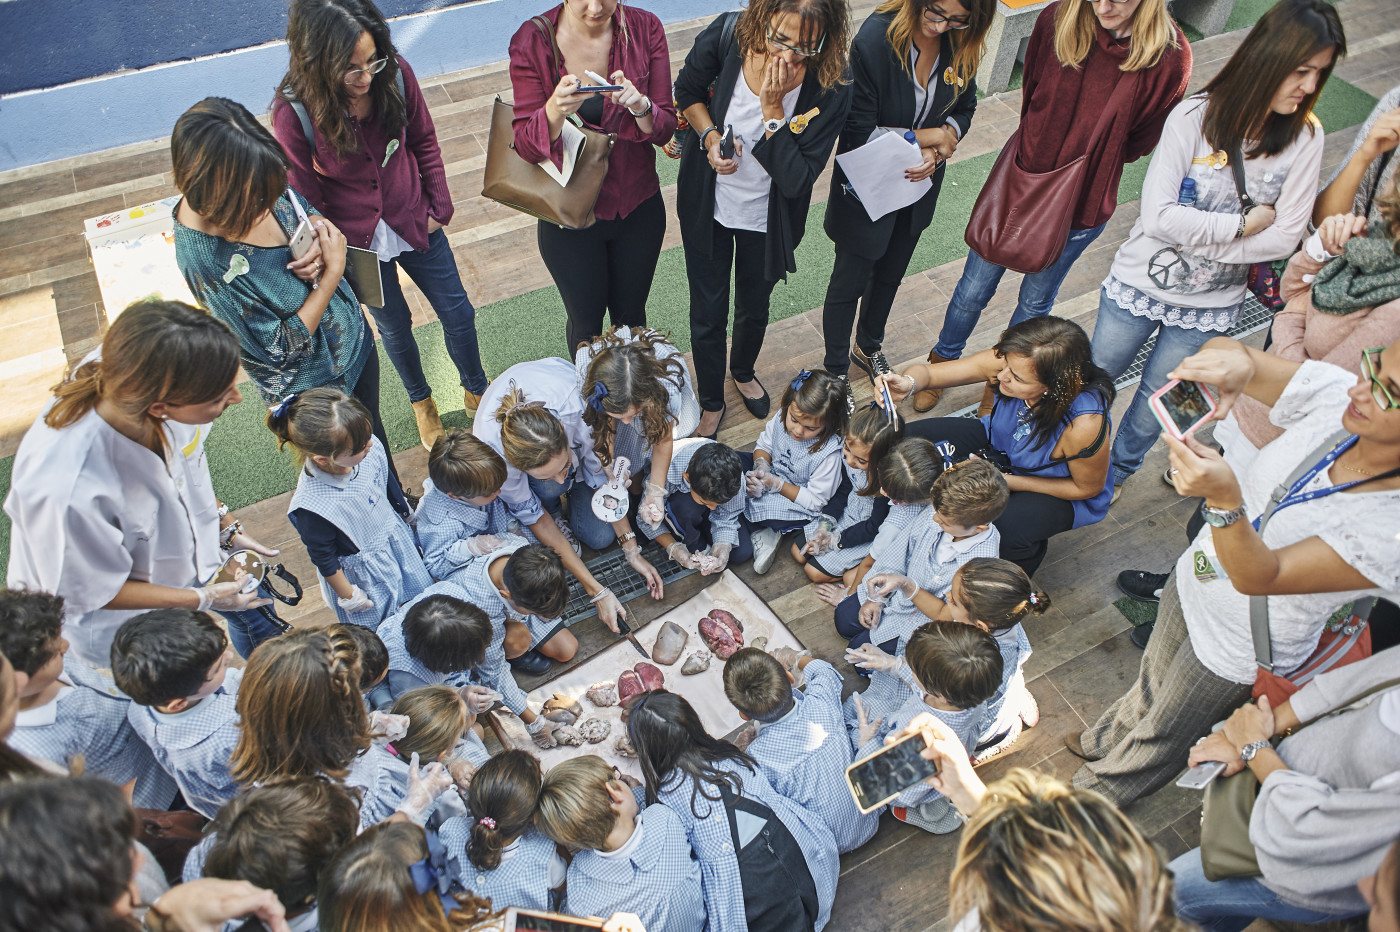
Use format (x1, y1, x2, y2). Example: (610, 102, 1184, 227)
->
(539, 121, 585, 187)
(835, 130, 932, 222)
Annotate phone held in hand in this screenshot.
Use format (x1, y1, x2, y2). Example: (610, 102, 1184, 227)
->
(1175, 759, 1227, 790)
(1149, 378, 1218, 441)
(719, 124, 736, 160)
(576, 70, 624, 94)
(846, 730, 939, 814)
(288, 219, 315, 261)
(504, 907, 606, 932)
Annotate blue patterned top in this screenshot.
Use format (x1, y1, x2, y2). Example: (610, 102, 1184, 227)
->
(126, 667, 243, 819)
(636, 438, 746, 547)
(440, 820, 561, 912)
(415, 478, 517, 580)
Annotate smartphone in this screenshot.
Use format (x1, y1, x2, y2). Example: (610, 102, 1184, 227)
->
(1175, 759, 1227, 790)
(719, 124, 736, 160)
(1149, 378, 1218, 440)
(576, 70, 623, 93)
(846, 730, 939, 814)
(504, 907, 605, 932)
(288, 219, 315, 261)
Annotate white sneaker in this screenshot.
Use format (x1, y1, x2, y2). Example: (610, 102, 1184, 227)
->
(751, 528, 782, 575)
(552, 514, 582, 556)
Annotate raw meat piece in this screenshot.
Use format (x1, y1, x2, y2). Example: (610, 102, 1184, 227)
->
(634, 662, 665, 691)
(615, 735, 637, 758)
(585, 682, 618, 707)
(577, 718, 611, 744)
(542, 693, 582, 724)
(681, 650, 711, 675)
(698, 616, 741, 659)
(553, 724, 584, 747)
(652, 621, 689, 665)
(617, 670, 644, 702)
(707, 609, 743, 638)
(486, 710, 537, 754)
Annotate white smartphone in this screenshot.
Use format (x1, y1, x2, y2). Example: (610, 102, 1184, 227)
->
(288, 219, 316, 261)
(1175, 760, 1227, 790)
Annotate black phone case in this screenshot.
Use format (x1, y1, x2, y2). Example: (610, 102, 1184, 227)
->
(719, 125, 736, 160)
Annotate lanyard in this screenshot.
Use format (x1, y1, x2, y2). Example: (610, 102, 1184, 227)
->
(1251, 434, 1372, 530)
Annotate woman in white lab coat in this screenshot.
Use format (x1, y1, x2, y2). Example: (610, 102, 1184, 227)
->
(4, 301, 277, 666)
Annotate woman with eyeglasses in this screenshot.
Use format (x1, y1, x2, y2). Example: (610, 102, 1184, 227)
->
(820, 0, 990, 386)
(274, 0, 490, 453)
(1067, 335, 1400, 808)
(674, 0, 854, 438)
(908, 0, 1191, 416)
(1090, 0, 1341, 504)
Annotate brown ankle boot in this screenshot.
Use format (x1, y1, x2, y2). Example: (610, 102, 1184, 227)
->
(977, 380, 998, 417)
(463, 389, 483, 416)
(411, 397, 445, 451)
(912, 350, 954, 412)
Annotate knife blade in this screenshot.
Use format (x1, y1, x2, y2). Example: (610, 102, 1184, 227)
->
(616, 617, 650, 659)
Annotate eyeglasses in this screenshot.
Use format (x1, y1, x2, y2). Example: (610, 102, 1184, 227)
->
(343, 57, 389, 84)
(765, 27, 827, 58)
(1362, 347, 1399, 411)
(920, 4, 972, 28)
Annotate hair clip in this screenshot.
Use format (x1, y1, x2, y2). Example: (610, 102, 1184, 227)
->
(478, 816, 497, 829)
(1027, 592, 1039, 605)
(408, 857, 439, 896)
(934, 440, 956, 471)
(587, 381, 610, 413)
(790, 369, 812, 392)
(268, 393, 300, 419)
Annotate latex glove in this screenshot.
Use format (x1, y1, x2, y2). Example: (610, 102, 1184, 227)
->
(593, 588, 625, 634)
(459, 684, 499, 715)
(336, 585, 375, 615)
(700, 542, 733, 576)
(666, 541, 701, 569)
(193, 580, 272, 613)
(814, 582, 853, 607)
(846, 642, 901, 673)
(770, 646, 811, 687)
(369, 711, 410, 743)
(602, 913, 648, 932)
(853, 694, 883, 747)
(745, 470, 783, 497)
(891, 712, 988, 817)
(397, 752, 453, 826)
(640, 481, 666, 527)
(225, 530, 280, 557)
(464, 533, 506, 556)
(624, 546, 664, 600)
(145, 879, 291, 932)
(858, 599, 883, 630)
(867, 573, 916, 601)
(803, 526, 841, 556)
(526, 715, 559, 749)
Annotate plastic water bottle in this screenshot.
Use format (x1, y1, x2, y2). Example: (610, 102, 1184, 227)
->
(1178, 177, 1198, 206)
(904, 130, 919, 146)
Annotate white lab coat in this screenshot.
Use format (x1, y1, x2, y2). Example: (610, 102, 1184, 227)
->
(5, 404, 223, 667)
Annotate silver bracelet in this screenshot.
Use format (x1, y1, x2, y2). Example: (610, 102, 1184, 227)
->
(629, 97, 653, 118)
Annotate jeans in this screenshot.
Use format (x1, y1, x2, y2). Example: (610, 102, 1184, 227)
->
(528, 472, 616, 552)
(1169, 848, 1360, 932)
(934, 223, 1107, 359)
(1089, 288, 1219, 485)
(218, 584, 286, 659)
(665, 491, 754, 563)
(821, 208, 925, 375)
(372, 228, 489, 402)
(687, 222, 779, 411)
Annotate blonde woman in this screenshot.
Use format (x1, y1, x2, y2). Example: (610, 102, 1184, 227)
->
(912, 0, 1191, 414)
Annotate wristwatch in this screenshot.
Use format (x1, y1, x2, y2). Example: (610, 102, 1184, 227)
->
(763, 116, 787, 134)
(1239, 738, 1270, 762)
(1200, 501, 1248, 527)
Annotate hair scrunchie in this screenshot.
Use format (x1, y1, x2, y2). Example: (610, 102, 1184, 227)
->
(587, 381, 610, 413)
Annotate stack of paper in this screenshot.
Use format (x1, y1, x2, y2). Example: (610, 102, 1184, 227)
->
(835, 130, 932, 221)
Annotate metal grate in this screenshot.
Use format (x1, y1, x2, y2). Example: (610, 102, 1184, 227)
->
(561, 540, 697, 626)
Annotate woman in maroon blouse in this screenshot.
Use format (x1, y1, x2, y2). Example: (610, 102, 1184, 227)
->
(274, 0, 490, 452)
(508, 0, 678, 356)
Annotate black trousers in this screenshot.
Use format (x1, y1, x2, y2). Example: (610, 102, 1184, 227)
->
(349, 336, 409, 516)
(686, 220, 778, 411)
(537, 191, 666, 355)
(906, 417, 1075, 577)
(665, 491, 754, 563)
(821, 205, 926, 375)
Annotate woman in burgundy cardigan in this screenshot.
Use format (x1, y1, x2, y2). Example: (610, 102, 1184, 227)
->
(274, 0, 490, 452)
(508, 0, 678, 357)
(910, 0, 1191, 415)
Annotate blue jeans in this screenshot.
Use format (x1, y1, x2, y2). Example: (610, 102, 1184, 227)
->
(1089, 288, 1219, 484)
(372, 228, 488, 402)
(933, 223, 1107, 359)
(1169, 848, 1359, 932)
(528, 472, 616, 552)
(217, 584, 285, 659)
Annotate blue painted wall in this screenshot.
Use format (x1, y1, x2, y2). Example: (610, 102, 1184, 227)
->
(0, 0, 734, 171)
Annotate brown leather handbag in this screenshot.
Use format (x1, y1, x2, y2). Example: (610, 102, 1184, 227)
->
(964, 73, 1139, 274)
(481, 17, 615, 230)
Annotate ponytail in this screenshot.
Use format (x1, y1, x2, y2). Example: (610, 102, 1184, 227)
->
(494, 383, 567, 472)
(954, 558, 1051, 633)
(465, 750, 542, 871)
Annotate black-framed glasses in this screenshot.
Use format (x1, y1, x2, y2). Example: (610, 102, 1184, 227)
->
(344, 57, 389, 84)
(920, 3, 972, 28)
(765, 27, 827, 58)
(1362, 347, 1399, 411)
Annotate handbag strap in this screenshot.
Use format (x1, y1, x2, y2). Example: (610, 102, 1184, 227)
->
(532, 15, 564, 85)
(1228, 146, 1257, 212)
(988, 394, 1111, 475)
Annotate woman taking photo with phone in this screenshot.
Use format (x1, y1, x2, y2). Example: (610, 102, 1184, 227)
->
(509, 0, 678, 356)
(275, 0, 490, 452)
(820, 0, 989, 384)
(675, 0, 853, 438)
(1090, 0, 1341, 502)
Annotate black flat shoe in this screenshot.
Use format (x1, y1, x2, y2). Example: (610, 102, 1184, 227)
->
(697, 403, 726, 441)
(1117, 570, 1169, 603)
(1131, 623, 1155, 649)
(736, 377, 770, 419)
(508, 649, 552, 675)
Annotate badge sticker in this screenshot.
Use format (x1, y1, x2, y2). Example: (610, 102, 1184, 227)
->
(382, 138, 400, 168)
(1191, 150, 1229, 170)
(1192, 550, 1219, 582)
(223, 253, 250, 284)
(790, 107, 820, 135)
(943, 66, 963, 87)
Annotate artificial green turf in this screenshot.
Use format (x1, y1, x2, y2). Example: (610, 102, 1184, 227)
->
(1113, 595, 1158, 627)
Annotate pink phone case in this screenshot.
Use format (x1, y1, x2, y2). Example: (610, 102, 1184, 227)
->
(1148, 378, 1218, 440)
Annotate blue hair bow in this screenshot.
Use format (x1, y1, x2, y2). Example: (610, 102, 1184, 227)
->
(587, 381, 610, 413)
(269, 393, 300, 419)
(789, 370, 812, 392)
(934, 440, 956, 470)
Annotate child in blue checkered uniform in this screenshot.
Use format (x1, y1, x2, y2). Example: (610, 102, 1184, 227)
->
(744, 370, 850, 576)
(628, 688, 840, 932)
(440, 750, 565, 911)
(724, 648, 879, 854)
(0, 589, 175, 808)
(111, 609, 241, 819)
(272, 388, 433, 629)
(416, 429, 520, 580)
(342, 623, 394, 712)
(537, 754, 706, 932)
(849, 621, 1002, 834)
(377, 581, 497, 700)
(387, 685, 490, 825)
(639, 438, 753, 577)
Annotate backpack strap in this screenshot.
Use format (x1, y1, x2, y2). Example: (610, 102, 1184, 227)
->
(285, 67, 407, 154)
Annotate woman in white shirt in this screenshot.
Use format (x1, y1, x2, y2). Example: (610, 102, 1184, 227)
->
(1089, 0, 1341, 500)
(4, 301, 274, 666)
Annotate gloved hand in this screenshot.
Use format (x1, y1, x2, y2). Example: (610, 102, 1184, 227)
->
(459, 684, 500, 715)
(867, 573, 916, 601)
(369, 711, 410, 743)
(745, 468, 783, 498)
(193, 581, 272, 613)
(770, 645, 812, 688)
(624, 545, 664, 600)
(858, 599, 883, 630)
(846, 642, 902, 673)
(640, 481, 666, 527)
(666, 541, 701, 569)
(852, 694, 883, 747)
(699, 542, 733, 576)
(803, 526, 841, 556)
(336, 585, 375, 614)
(396, 752, 453, 826)
(464, 534, 506, 556)
(526, 715, 558, 749)
(593, 588, 626, 634)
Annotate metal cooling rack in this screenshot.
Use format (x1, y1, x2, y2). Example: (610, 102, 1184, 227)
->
(561, 539, 697, 626)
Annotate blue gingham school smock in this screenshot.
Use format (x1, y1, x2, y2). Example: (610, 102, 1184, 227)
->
(635, 438, 746, 547)
(800, 462, 875, 574)
(440, 820, 558, 912)
(377, 580, 479, 700)
(126, 668, 243, 820)
(980, 624, 1033, 744)
(415, 478, 518, 580)
(869, 502, 929, 562)
(744, 418, 844, 526)
(344, 744, 411, 831)
(288, 437, 433, 628)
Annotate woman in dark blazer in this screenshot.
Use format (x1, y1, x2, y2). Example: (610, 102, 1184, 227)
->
(674, 0, 853, 438)
(822, 0, 990, 383)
